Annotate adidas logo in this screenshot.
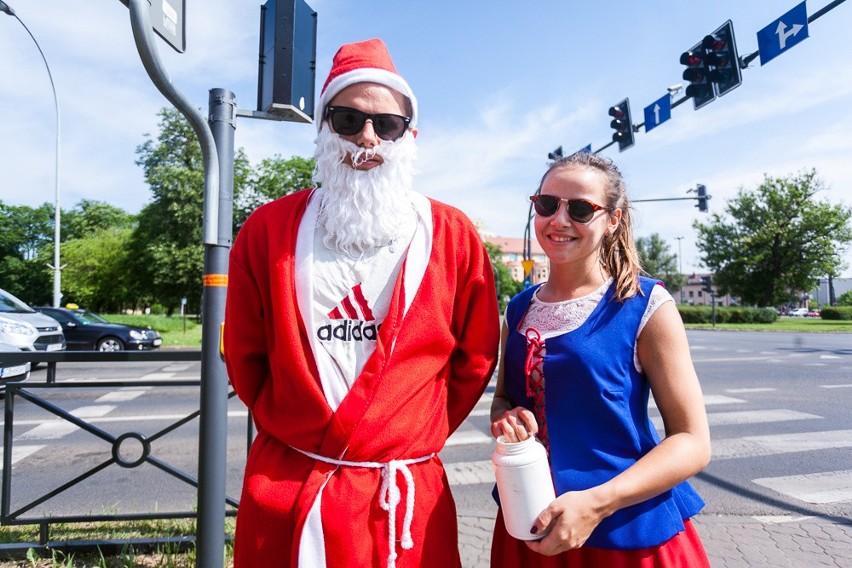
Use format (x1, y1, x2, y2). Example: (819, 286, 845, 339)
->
(317, 283, 381, 342)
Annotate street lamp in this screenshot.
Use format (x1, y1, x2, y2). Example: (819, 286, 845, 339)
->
(1, 1, 63, 307)
(676, 236, 684, 304)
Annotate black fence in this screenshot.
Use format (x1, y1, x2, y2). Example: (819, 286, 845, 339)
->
(0, 350, 247, 559)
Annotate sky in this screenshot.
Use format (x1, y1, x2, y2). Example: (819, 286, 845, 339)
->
(1, 0, 851, 276)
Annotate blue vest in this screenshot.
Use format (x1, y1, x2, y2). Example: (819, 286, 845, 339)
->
(503, 277, 704, 549)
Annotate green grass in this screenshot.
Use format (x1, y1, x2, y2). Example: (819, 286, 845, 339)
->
(102, 314, 203, 349)
(0, 519, 235, 567)
(685, 317, 852, 333)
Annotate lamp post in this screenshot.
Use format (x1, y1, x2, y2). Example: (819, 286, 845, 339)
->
(676, 236, 684, 304)
(1, 1, 63, 307)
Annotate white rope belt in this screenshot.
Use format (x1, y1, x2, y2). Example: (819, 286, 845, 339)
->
(292, 446, 435, 568)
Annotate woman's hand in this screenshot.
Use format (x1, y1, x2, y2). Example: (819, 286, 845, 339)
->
(525, 489, 609, 556)
(490, 406, 538, 442)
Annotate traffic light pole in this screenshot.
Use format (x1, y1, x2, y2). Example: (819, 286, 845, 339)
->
(127, 3, 228, 566)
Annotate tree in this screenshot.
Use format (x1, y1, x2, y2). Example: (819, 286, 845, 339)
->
(129, 108, 251, 314)
(483, 241, 523, 312)
(636, 233, 684, 294)
(0, 200, 54, 304)
(236, 155, 315, 231)
(61, 227, 133, 312)
(693, 170, 852, 307)
(63, 199, 134, 241)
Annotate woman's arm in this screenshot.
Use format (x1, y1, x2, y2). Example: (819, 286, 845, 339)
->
(490, 319, 538, 442)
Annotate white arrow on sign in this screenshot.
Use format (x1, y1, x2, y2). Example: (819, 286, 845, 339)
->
(653, 104, 660, 125)
(775, 20, 804, 50)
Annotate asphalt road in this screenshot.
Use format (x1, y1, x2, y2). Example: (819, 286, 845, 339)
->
(2, 330, 851, 534)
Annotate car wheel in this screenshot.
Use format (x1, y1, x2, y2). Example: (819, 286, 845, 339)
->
(97, 337, 124, 352)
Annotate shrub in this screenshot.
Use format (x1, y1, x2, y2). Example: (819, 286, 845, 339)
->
(676, 305, 777, 324)
(819, 306, 852, 320)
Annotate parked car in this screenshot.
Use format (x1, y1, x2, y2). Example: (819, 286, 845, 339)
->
(33, 306, 162, 351)
(787, 307, 809, 317)
(0, 341, 31, 396)
(0, 288, 66, 352)
(806, 310, 821, 318)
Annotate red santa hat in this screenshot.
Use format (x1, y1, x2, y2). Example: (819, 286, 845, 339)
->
(317, 38, 417, 130)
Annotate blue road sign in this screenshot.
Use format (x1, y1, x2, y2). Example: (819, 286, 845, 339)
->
(757, 1, 809, 66)
(578, 144, 592, 154)
(643, 94, 672, 133)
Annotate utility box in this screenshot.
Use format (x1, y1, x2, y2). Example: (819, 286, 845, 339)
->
(257, 0, 317, 123)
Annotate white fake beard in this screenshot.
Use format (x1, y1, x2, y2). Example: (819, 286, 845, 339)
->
(312, 127, 418, 256)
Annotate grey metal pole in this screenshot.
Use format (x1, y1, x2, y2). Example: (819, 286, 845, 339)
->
(1, 2, 63, 306)
(195, 88, 235, 568)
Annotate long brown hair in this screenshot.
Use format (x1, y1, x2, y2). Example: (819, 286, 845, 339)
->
(536, 153, 642, 300)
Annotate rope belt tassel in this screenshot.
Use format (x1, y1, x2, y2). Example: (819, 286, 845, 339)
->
(292, 446, 434, 568)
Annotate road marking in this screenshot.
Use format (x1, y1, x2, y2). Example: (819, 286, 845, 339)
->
(445, 460, 494, 486)
(725, 388, 776, 394)
(469, 408, 490, 417)
(821, 384, 852, 389)
(161, 364, 193, 372)
(11, 409, 250, 427)
(0, 445, 45, 472)
(651, 409, 821, 430)
(446, 428, 492, 447)
(753, 470, 852, 504)
(139, 373, 175, 380)
(713, 429, 852, 460)
(95, 390, 148, 403)
(703, 395, 747, 405)
(15, 405, 117, 440)
(650, 393, 746, 412)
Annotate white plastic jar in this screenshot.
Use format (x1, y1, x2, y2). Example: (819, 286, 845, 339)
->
(492, 435, 556, 540)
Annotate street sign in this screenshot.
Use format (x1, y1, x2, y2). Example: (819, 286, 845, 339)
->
(643, 94, 672, 132)
(757, 1, 809, 66)
(578, 144, 592, 154)
(119, 0, 186, 53)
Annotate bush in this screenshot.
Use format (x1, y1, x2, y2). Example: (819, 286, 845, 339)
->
(819, 306, 852, 320)
(676, 305, 777, 324)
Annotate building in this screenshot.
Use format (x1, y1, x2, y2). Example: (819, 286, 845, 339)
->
(679, 273, 736, 307)
(481, 235, 549, 285)
(810, 277, 852, 307)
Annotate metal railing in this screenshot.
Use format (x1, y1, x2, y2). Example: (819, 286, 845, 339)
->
(0, 350, 246, 559)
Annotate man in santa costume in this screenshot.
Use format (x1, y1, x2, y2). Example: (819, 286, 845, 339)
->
(224, 38, 500, 567)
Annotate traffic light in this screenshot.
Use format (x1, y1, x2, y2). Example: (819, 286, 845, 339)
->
(680, 44, 715, 110)
(695, 184, 709, 212)
(680, 20, 742, 110)
(608, 98, 634, 152)
(703, 20, 742, 98)
(701, 275, 713, 293)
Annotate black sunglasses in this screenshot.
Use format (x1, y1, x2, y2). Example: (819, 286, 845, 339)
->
(530, 194, 607, 224)
(325, 106, 411, 141)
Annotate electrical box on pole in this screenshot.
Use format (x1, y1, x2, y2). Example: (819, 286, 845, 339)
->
(257, 0, 317, 123)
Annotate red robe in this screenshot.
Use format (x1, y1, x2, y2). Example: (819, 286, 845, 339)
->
(224, 189, 500, 567)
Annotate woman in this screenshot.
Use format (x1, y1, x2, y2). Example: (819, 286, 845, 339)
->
(490, 152, 711, 567)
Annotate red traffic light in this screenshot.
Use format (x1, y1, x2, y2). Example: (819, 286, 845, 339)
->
(679, 51, 703, 67)
(608, 106, 626, 120)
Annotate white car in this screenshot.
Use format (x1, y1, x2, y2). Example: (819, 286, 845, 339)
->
(0, 288, 65, 352)
(0, 340, 31, 395)
(788, 308, 809, 317)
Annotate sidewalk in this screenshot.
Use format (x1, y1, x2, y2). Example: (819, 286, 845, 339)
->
(458, 512, 852, 567)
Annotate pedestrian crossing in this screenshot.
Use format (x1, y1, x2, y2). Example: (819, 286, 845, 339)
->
(444, 382, 852, 510)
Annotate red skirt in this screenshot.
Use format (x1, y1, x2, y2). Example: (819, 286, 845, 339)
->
(490, 509, 710, 568)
